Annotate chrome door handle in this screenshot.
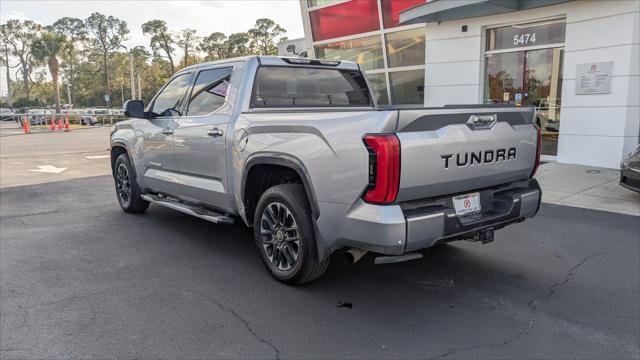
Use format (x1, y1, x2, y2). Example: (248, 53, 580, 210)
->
(161, 128, 174, 135)
(207, 127, 224, 137)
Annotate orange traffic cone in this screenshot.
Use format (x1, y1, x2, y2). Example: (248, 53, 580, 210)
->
(64, 117, 70, 132)
(22, 116, 30, 134)
(57, 118, 63, 130)
(50, 117, 56, 131)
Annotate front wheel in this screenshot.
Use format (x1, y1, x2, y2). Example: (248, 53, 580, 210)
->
(113, 154, 149, 213)
(253, 184, 329, 285)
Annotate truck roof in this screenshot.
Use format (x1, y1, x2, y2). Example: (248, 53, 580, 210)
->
(179, 55, 360, 73)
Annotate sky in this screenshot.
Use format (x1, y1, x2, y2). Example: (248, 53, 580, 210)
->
(0, 0, 305, 96)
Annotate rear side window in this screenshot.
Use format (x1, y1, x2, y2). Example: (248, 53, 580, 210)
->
(251, 67, 372, 108)
(187, 67, 233, 116)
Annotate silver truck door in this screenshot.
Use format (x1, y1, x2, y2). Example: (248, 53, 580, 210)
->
(140, 72, 192, 195)
(172, 65, 236, 210)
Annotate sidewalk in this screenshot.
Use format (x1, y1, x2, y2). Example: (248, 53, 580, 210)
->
(536, 162, 640, 216)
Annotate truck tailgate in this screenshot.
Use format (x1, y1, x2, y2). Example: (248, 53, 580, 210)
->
(395, 106, 537, 202)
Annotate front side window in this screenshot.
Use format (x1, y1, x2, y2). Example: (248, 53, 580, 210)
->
(187, 67, 233, 116)
(252, 67, 372, 108)
(150, 73, 192, 117)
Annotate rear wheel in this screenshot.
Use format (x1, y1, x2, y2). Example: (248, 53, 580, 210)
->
(114, 154, 149, 213)
(253, 184, 329, 285)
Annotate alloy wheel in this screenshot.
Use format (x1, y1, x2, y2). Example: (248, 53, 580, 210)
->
(116, 163, 131, 207)
(260, 202, 300, 271)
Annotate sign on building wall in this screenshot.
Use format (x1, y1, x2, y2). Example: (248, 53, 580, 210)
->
(575, 62, 613, 95)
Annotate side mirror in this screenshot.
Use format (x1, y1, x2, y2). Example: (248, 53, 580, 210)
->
(124, 100, 145, 118)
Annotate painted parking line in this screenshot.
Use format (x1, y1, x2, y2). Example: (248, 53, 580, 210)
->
(85, 155, 110, 159)
(28, 165, 68, 174)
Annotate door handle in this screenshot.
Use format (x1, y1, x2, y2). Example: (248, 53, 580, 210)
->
(161, 128, 174, 135)
(207, 127, 224, 137)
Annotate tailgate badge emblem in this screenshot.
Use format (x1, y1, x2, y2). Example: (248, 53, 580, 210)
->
(467, 114, 497, 130)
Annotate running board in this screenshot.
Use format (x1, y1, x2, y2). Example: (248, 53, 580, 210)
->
(374, 252, 423, 265)
(141, 194, 234, 225)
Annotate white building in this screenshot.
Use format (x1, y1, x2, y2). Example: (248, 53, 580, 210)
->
(299, 0, 639, 168)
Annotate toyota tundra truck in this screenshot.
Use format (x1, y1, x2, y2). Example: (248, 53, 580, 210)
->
(111, 56, 542, 284)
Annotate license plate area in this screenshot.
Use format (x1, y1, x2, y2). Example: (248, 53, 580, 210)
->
(453, 192, 481, 216)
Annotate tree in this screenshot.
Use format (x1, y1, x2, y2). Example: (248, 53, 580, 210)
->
(225, 32, 252, 57)
(0, 19, 42, 99)
(32, 31, 68, 113)
(50, 17, 86, 106)
(248, 18, 286, 55)
(84, 12, 129, 107)
(141, 20, 175, 74)
(176, 28, 199, 68)
(199, 32, 227, 61)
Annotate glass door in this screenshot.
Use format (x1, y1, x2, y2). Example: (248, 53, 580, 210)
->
(524, 48, 563, 156)
(485, 47, 564, 156)
(484, 19, 566, 156)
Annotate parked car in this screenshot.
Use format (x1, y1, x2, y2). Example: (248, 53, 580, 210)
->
(110, 56, 542, 284)
(80, 108, 108, 125)
(534, 99, 560, 133)
(620, 144, 640, 192)
(24, 109, 53, 126)
(0, 108, 15, 121)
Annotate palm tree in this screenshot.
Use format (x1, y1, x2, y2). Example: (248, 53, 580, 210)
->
(32, 31, 69, 114)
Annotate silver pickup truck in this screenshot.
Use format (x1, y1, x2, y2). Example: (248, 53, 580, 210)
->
(111, 56, 542, 284)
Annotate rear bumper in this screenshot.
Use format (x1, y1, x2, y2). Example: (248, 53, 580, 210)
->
(316, 179, 541, 257)
(402, 178, 541, 251)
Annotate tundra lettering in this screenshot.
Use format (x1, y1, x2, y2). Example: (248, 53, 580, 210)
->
(111, 56, 541, 284)
(442, 148, 517, 169)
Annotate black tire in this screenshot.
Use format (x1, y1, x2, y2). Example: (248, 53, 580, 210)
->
(113, 153, 149, 213)
(253, 184, 329, 285)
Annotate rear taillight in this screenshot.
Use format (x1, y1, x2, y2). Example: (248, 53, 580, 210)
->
(362, 134, 400, 204)
(531, 125, 542, 177)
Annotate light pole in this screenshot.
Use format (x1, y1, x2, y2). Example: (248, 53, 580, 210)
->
(4, 46, 12, 109)
(120, 45, 136, 101)
(67, 81, 72, 108)
(129, 51, 135, 100)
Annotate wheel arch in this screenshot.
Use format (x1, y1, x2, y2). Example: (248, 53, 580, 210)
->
(110, 142, 136, 179)
(242, 153, 320, 225)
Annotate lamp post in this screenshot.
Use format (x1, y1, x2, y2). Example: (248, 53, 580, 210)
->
(4, 45, 12, 109)
(120, 45, 136, 101)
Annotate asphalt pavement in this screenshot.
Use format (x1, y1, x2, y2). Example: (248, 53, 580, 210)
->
(1, 128, 639, 359)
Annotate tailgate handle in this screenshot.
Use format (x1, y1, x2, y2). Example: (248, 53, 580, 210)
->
(467, 114, 497, 130)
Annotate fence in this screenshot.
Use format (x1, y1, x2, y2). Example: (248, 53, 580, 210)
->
(4, 113, 129, 134)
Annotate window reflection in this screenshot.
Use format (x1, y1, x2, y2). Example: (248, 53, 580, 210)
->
(366, 73, 389, 106)
(390, 70, 424, 105)
(315, 35, 384, 71)
(385, 27, 425, 68)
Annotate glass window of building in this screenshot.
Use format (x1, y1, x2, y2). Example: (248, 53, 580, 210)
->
(307, 0, 344, 8)
(487, 19, 566, 51)
(390, 70, 424, 105)
(315, 35, 384, 71)
(366, 73, 389, 106)
(380, 0, 426, 28)
(308, 0, 380, 41)
(385, 27, 426, 68)
(485, 19, 565, 156)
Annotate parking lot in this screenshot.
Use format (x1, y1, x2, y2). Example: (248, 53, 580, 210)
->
(1, 127, 639, 359)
